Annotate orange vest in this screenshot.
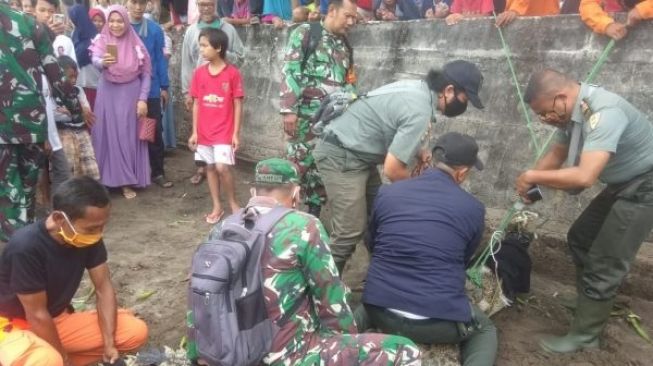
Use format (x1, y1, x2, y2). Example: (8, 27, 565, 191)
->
(580, 0, 653, 33)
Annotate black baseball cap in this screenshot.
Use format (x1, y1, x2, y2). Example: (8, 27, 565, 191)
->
(433, 132, 484, 170)
(442, 60, 484, 109)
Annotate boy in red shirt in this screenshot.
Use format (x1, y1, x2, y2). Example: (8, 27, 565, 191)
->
(188, 28, 244, 224)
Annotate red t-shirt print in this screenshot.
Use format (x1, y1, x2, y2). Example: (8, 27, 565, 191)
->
(190, 64, 245, 145)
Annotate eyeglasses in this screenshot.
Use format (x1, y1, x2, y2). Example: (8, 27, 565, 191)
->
(536, 95, 562, 121)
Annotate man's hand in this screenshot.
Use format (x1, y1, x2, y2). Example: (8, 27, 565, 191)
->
(282, 113, 298, 138)
(515, 170, 535, 201)
(184, 95, 193, 111)
(56, 106, 71, 116)
(102, 53, 117, 67)
(188, 133, 198, 151)
(103, 345, 120, 364)
(82, 107, 95, 128)
(136, 100, 148, 118)
(445, 13, 464, 25)
(495, 10, 518, 27)
(161, 90, 169, 109)
(605, 22, 628, 40)
(626, 7, 643, 27)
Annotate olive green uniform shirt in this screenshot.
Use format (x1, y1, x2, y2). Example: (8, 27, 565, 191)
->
(555, 83, 653, 185)
(323, 80, 436, 165)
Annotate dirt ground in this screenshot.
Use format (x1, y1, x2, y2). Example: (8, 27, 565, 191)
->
(85, 149, 653, 365)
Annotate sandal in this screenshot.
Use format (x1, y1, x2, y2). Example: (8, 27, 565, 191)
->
(122, 187, 137, 200)
(190, 172, 205, 185)
(153, 175, 174, 188)
(205, 210, 224, 224)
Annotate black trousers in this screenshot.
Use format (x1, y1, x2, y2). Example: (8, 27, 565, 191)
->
(147, 98, 165, 178)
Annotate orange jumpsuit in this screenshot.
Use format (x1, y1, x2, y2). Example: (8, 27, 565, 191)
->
(506, 0, 560, 15)
(580, 0, 653, 33)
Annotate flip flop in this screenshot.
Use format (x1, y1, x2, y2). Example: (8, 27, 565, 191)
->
(153, 175, 174, 188)
(122, 187, 137, 200)
(205, 210, 225, 224)
(190, 172, 205, 185)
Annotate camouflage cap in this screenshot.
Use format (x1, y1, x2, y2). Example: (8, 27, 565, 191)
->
(254, 158, 300, 185)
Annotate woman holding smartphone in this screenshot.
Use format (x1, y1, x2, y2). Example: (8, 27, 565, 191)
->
(90, 5, 152, 199)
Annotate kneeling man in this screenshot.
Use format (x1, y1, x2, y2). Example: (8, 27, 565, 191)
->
(0, 177, 148, 366)
(358, 133, 497, 366)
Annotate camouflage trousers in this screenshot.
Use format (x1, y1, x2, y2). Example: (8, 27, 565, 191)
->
(286, 139, 325, 208)
(0, 144, 45, 242)
(288, 332, 422, 365)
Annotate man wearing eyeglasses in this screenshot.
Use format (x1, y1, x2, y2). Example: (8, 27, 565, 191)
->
(515, 68, 653, 354)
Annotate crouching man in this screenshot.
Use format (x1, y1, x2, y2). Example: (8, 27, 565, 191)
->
(209, 158, 422, 365)
(356, 133, 497, 366)
(0, 177, 148, 366)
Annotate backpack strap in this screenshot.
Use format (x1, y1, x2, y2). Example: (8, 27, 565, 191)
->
(251, 206, 292, 235)
(300, 22, 323, 73)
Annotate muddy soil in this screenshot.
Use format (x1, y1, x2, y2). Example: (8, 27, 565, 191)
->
(89, 149, 653, 365)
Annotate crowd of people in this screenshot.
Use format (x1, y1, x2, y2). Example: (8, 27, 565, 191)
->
(0, 0, 653, 365)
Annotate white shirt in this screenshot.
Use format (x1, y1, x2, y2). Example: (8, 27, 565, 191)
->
(53, 34, 77, 63)
(42, 76, 62, 152)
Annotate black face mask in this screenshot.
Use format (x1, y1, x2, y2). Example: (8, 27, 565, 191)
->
(443, 94, 468, 117)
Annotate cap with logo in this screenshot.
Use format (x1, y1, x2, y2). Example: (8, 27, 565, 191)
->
(254, 158, 300, 185)
(442, 60, 484, 109)
(433, 132, 484, 170)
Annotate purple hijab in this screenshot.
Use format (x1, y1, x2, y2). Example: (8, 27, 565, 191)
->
(89, 5, 151, 84)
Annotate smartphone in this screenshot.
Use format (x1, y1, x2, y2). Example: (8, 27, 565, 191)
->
(526, 185, 543, 202)
(53, 13, 65, 24)
(106, 44, 118, 59)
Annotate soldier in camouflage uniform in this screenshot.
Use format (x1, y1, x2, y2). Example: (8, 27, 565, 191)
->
(280, 0, 358, 218)
(209, 158, 422, 365)
(0, 3, 83, 242)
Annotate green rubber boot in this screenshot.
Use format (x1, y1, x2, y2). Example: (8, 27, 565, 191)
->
(540, 293, 615, 353)
(557, 268, 583, 311)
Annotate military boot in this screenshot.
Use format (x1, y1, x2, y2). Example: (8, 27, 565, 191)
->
(540, 292, 615, 353)
(307, 204, 322, 219)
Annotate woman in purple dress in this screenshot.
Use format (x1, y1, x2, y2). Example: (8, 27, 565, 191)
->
(90, 5, 152, 199)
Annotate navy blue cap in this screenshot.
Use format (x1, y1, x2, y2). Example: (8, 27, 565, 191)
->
(443, 60, 484, 109)
(433, 132, 484, 170)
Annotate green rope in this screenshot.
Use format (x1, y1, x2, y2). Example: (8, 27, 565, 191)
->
(492, 11, 540, 158)
(467, 38, 616, 287)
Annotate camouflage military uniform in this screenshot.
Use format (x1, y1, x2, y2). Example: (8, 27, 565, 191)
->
(280, 23, 356, 209)
(0, 4, 83, 241)
(207, 158, 421, 365)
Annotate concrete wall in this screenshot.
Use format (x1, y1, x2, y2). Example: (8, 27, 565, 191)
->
(167, 15, 653, 231)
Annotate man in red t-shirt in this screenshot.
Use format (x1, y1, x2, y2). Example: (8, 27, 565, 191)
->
(188, 27, 244, 224)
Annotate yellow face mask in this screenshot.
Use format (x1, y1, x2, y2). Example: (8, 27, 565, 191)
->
(57, 212, 103, 248)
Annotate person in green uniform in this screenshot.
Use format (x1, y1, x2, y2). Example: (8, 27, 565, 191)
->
(516, 69, 653, 353)
(313, 60, 484, 275)
(0, 3, 83, 243)
(208, 158, 422, 365)
(279, 0, 358, 218)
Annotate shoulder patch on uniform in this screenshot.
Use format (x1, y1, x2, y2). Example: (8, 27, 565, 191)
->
(589, 112, 600, 130)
